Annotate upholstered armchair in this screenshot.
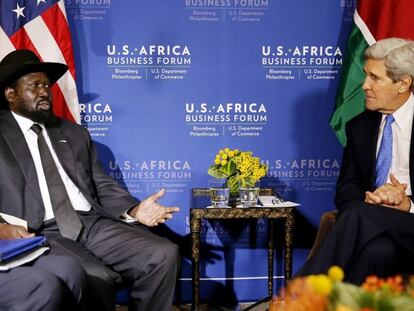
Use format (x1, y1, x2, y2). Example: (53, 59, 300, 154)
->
(307, 210, 338, 259)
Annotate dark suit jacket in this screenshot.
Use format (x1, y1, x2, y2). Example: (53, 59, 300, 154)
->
(0, 110, 139, 231)
(335, 109, 414, 212)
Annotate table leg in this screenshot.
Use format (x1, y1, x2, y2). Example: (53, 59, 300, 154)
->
(284, 213, 294, 285)
(190, 215, 201, 311)
(268, 219, 275, 297)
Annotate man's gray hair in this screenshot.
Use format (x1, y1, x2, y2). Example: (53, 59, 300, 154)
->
(365, 37, 414, 89)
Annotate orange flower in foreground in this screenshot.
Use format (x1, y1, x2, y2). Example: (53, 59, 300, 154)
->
(362, 275, 403, 294)
(272, 268, 414, 311)
(270, 277, 327, 311)
(362, 275, 380, 292)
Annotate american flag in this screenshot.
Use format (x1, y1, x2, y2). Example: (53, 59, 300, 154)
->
(0, 0, 80, 123)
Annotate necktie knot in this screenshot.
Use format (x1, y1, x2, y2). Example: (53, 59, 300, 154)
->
(31, 124, 42, 135)
(385, 114, 395, 126)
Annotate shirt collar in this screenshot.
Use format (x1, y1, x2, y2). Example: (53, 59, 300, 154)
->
(11, 111, 45, 135)
(383, 93, 414, 134)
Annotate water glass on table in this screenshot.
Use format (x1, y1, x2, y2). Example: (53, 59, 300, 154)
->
(209, 179, 230, 208)
(239, 182, 259, 208)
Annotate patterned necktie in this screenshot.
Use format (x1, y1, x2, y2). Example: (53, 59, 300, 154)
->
(31, 124, 83, 241)
(375, 115, 395, 187)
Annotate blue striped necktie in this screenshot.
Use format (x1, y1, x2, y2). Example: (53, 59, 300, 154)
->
(375, 115, 395, 187)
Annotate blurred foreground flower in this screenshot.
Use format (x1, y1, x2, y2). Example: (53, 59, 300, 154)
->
(270, 266, 414, 311)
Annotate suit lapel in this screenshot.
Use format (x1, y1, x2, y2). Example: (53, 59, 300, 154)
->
(368, 112, 382, 188)
(0, 112, 44, 207)
(47, 125, 98, 208)
(46, 126, 79, 186)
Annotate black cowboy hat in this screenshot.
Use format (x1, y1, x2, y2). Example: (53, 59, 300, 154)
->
(0, 49, 68, 109)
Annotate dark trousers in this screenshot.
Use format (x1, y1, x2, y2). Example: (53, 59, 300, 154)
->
(0, 254, 87, 311)
(296, 202, 414, 284)
(41, 211, 180, 311)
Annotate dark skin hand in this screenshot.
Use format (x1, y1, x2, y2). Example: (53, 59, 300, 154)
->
(128, 189, 180, 226)
(0, 224, 35, 239)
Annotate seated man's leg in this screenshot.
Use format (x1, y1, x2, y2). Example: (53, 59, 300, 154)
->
(33, 253, 88, 309)
(296, 203, 372, 277)
(42, 219, 123, 311)
(0, 266, 62, 311)
(47, 236, 122, 311)
(83, 217, 180, 311)
(346, 234, 398, 284)
(297, 202, 414, 282)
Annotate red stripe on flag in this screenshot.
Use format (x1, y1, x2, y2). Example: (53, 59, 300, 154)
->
(51, 85, 76, 123)
(9, 27, 39, 54)
(41, 3, 76, 78)
(358, 0, 414, 40)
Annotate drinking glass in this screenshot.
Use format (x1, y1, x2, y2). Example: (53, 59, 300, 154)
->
(239, 182, 259, 208)
(209, 179, 230, 208)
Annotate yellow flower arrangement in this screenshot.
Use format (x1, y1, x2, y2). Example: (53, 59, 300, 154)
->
(270, 266, 414, 311)
(208, 148, 267, 195)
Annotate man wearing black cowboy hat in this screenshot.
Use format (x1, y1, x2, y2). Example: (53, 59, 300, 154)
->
(0, 49, 180, 311)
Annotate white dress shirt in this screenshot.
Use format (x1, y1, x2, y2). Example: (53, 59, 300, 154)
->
(12, 112, 91, 220)
(376, 93, 414, 212)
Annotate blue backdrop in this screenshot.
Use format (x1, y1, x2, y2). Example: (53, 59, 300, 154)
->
(65, 0, 355, 305)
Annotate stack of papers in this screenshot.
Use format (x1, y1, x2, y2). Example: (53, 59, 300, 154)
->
(258, 195, 300, 207)
(264, 201, 300, 207)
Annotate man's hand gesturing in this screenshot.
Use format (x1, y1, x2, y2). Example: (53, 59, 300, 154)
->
(128, 189, 180, 226)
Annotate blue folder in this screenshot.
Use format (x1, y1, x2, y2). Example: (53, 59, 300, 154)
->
(0, 236, 47, 262)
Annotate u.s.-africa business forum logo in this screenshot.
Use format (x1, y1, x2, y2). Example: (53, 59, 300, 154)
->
(81, 102, 113, 137)
(261, 44, 343, 81)
(65, 0, 111, 21)
(185, 0, 270, 23)
(185, 101, 269, 137)
(106, 44, 191, 81)
(107, 159, 192, 195)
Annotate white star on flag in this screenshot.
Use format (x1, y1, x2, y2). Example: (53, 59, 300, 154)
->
(37, 0, 47, 5)
(12, 4, 25, 19)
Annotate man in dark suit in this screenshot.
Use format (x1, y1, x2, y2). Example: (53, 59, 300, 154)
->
(0, 49, 180, 310)
(0, 252, 87, 311)
(297, 38, 414, 284)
